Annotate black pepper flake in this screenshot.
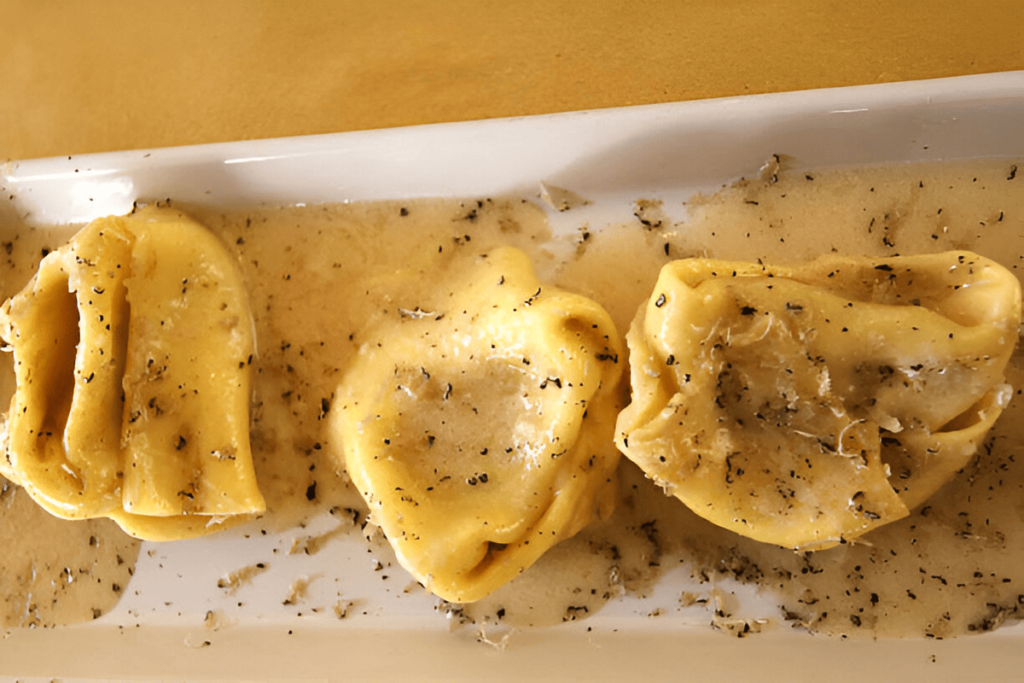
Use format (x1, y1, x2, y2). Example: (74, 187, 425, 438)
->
(306, 481, 317, 501)
(1009, 165, 1018, 181)
(175, 435, 187, 450)
(740, 305, 757, 316)
(655, 293, 667, 308)
(319, 397, 331, 420)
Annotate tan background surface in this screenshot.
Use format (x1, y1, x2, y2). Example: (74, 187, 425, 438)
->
(2, 0, 1022, 161)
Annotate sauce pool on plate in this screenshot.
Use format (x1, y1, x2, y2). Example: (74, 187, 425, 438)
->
(0, 158, 1021, 637)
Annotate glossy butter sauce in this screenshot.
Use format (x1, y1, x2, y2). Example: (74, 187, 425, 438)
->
(1, 158, 1021, 637)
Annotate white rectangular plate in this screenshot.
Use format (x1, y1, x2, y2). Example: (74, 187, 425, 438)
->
(2, 72, 1023, 682)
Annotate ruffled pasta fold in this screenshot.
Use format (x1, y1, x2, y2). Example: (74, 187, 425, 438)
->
(0, 208, 263, 540)
(616, 252, 1020, 550)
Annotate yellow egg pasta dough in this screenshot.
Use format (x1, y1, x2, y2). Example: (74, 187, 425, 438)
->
(616, 252, 1020, 550)
(334, 247, 623, 602)
(0, 207, 264, 541)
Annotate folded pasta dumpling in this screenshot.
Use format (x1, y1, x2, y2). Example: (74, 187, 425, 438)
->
(334, 247, 623, 602)
(616, 252, 1020, 550)
(0, 207, 264, 540)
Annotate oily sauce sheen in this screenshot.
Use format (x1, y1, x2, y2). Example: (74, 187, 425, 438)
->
(0, 159, 1021, 637)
